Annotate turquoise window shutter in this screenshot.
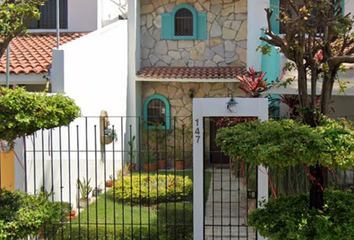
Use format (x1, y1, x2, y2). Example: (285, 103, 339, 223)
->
(197, 12, 207, 40)
(270, 0, 280, 34)
(161, 13, 172, 39)
(341, 0, 345, 15)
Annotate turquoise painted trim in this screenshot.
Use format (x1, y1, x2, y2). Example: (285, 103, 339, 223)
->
(143, 94, 171, 130)
(341, 0, 345, 15)
(270, 0, 280, 34)
(261, 30, 280, 117)
(197, 12, 207, 40)
(161, 13, 172, 40)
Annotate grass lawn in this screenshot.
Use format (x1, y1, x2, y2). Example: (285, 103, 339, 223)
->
(73, 170, 211, 225)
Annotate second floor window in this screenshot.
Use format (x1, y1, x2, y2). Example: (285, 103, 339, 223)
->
(28, 0, 68, 29)
(174, 8, 193, 36)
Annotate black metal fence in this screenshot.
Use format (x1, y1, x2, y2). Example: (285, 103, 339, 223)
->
(21, 116, 194, 240)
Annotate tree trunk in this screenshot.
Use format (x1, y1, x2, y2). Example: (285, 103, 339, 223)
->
(309, 164, 324, 209)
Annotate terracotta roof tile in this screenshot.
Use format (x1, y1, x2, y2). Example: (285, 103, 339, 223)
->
(0, 32, 87, 75)
(136, 67, 248, 80)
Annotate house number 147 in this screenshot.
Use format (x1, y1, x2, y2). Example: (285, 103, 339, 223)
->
(195, 118, 201, 143)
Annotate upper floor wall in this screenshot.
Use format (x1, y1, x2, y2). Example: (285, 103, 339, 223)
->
(29, 0, 127, 33)
(140, 0, 247, 68)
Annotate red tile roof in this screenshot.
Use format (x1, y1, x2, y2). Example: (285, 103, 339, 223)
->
(137, 67, 248, 80)
(0, 32, 87, 75)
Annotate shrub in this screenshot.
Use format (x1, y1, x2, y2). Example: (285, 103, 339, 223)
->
(0, 87, 81, 145)
(248, 189, 354, 240)
(0, 189, 64, 239)
(157, 202, 193, 240)
(109, 174, 193, 205)
(55, 225, 157, 240)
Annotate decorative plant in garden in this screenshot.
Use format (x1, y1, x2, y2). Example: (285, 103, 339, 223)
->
(0, 189, 66, 239)
(216, 118, 354, 239)
(237, 67, 277, 98)
(0, 87, 81, 146)
(110, 174, 193, 205)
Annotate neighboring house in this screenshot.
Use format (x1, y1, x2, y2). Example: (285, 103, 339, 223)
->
(0, 0, 128, 193)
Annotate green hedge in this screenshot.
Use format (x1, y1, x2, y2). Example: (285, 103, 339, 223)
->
(249, 189, 354, 240)
(157, 202, 193, 240)
(110, 174, 193, 205)
(0, 189, 65, 239)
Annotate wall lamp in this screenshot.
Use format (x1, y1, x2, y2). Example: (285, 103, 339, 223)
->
(226, 93, 238, 112)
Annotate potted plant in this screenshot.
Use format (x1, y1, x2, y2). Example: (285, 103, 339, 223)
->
(175, 149, 185, 170)
(103, 127, 117, 144)
(77, 178, 92, 208)
(106, 174, 114, 187)
(141, 151, 157, 171)
(92, 185, 103, 197)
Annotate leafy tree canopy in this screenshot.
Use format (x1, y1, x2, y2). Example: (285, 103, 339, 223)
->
(0, 87, 81, 145)
(261, 0, 354, 125)
(0, 0, 48, 59)
(215, 118, 354, 169)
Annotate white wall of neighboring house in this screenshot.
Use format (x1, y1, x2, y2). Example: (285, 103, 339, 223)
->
(23, 20, 129, 208)
(247, 0, 269, 71)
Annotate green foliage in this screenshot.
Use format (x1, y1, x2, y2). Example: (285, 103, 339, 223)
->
(0, 188, 64, 239)
(110, 174, 193, 205)
(157, 202, 193, 240)
(77, 178, 92, 199)
(0, 0, 48, 58)
(216, 118, 354, 169)
(140, 150, 157, 164)
(54, 225, 158, 240)
(0, 87, 81, 145)
(249, 189, 354, 240)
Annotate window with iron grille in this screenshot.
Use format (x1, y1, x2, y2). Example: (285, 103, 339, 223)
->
(143, 94, 171, 130)
(161, 4, 206, 40)
(28, 0, 68, 29)
(174, 8, 193, 36)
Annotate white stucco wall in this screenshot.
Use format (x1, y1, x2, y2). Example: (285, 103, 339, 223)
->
(45, 20, 128, 208)
(247, 0, 269, 71)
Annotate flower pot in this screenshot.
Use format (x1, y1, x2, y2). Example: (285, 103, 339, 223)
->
(175, 160, 184, 170)
(103, 135, 113, 145)
(157, 159, 167, 169)
(142, 163, 157, 171)
(106, 180, 113, 187)
(79, 198, 91, 208)
(92, 188, 103, 197)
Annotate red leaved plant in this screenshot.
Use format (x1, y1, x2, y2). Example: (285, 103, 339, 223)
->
(237, 67, 270, 98)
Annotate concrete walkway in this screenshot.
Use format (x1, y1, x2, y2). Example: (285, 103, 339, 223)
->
(204, 168, 256, 240)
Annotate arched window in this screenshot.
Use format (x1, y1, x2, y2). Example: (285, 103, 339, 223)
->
(161, 4, 206, 40)
(143, 94, 171, 130)
(175, 8, 193, 36)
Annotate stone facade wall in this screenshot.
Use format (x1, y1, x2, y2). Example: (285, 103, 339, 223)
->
(142, 81, 246, 122)
(142, 81, 246, 167)
(140, 0, 247, 67)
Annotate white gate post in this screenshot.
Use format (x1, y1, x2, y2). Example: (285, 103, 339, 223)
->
(193, 98, 268, 240)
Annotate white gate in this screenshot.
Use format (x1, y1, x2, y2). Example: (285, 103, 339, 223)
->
(193, 98, 268, 240)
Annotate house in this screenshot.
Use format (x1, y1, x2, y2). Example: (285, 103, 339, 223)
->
(0, 0, 128, 196)
(125, 0, 354, 167)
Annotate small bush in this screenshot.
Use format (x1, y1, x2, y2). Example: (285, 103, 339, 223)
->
(109, 174, 193, 205)
(55, 225, 157, 240)
(248, 189, 354, 240)
(157, 202, 193, 240)
(0, 189, 64, 239)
